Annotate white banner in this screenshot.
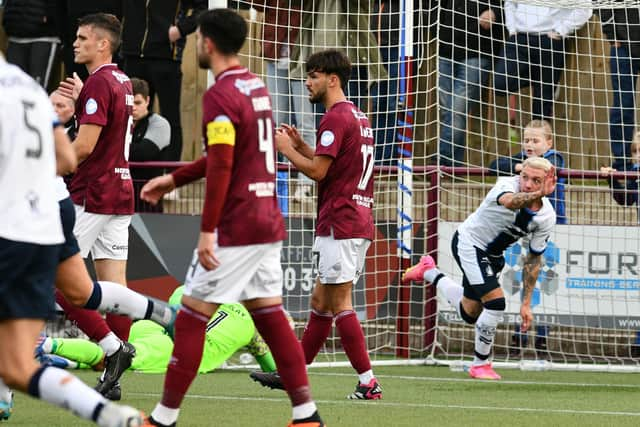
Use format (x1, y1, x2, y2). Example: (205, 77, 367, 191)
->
(437, 223, 640, 328)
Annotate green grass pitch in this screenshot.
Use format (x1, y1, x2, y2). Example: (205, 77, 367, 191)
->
(7, 366, 640, 426)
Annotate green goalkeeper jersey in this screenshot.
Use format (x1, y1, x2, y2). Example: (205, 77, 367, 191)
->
(50, 286, 276, 373)
(129, 303, 255, 373)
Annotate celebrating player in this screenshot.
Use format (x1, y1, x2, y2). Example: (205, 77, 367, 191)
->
(403, 157, 557, 380)
(251, 49, 381, 400)
(140, 9, 324, 427)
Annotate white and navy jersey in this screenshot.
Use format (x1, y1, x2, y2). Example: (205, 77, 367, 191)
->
(0, 56, 63, 245)
(55, 176, 70, 202)
(457, 176, 555, 256)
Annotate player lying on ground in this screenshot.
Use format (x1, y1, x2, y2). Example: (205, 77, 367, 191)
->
(36, 286, 276, 384)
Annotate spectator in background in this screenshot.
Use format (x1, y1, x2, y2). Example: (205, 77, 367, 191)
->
(291, 0, 387, 115)
(433, 0, 505, 167)
(601, 135, 640, 359)
(121, 0, 207, 162)
(50, 91, 78, 140)
(252, 1, 314, 204)
(494, 3, 592, 122)
(489, 120, 566, 224)
(601, 135, 640, 222)
(598, 6, 640, 171)
(370, 0, 428, 165)
(1, 0, 66, 89)
(62, 1, 122, 80)
(129, 77, 171, 213)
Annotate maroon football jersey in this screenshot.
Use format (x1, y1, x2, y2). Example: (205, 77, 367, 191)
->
(314, 101, 375, 240)
(69, 64, 134, 215)
(202, 66, 286, 246)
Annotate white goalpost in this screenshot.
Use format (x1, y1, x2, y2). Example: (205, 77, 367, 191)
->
(228, 0, 640, 372)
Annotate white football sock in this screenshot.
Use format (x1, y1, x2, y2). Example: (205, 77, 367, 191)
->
(98, 332, 122, 357)
(97, 281, 148, 319)
(423, 267, 441, 283)
(292, 401, 317, 420)
(473, 308, 503, 366)
(151, 403, 180, 425)
(358, 369, 374, 384)
(36, 366, 106, 420)
(435, 275, 464, 314)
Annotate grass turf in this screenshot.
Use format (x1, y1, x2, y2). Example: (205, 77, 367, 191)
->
(6, 365, 640, 426)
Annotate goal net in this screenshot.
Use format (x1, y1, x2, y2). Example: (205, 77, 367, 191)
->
(226, 0, 640, 371)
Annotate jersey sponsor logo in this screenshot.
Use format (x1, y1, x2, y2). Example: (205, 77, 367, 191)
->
(320, 130, 335, 147)
(351, 108, 368, 120)
(352, 194, 373, 209)
(111, 244, 128, 251)
(114, 167, 131, 180)
(125, 94, 134, 106)
(206, 115, 235, 146)
(251, 96, 271, 112)
(85, 98, 98, 115)
(111, 70, 130, 84)
(248, 181, 275, 197)
(234, 77, 265, 96)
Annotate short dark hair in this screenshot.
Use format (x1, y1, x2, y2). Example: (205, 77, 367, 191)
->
(305, 50, 352, 89)
(131, 78, 150, 98)
(78, 13, 121, 54)
(197, 9, 247, 55)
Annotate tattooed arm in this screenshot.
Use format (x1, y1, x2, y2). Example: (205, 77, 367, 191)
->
(520, 252, 542, 332)
(499, 190, 544, 210)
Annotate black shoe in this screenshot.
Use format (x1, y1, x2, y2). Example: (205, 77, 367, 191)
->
(347, 378, 383, 400)
(144, 415, 176, 427)
(100, 381, 121, 401)
(249, 371, 284, 390)
(95, 341, 135, 396)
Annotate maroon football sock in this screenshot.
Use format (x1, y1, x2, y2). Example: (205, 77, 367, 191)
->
(106, 313, 132, 341)
(301, 309, 333, 364)
(55, 290, 111, 341)
(335, 310, 371, 375)
(161, 306, 208, 409)
(251, 305, 312, 406)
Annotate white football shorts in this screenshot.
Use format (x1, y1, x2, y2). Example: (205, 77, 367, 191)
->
(73, 204, 131, 260)
(183, 241, 283, 303)
(312, 235, 370, 285)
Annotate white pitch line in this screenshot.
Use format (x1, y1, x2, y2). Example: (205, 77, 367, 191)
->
(308, 371, 640, 389)
(129, 392, 640, 417)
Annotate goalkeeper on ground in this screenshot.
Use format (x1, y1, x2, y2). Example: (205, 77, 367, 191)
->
(37, 286, 276, 380)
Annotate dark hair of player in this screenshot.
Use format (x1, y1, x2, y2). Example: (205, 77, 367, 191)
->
(197, 9, 248, 55)
(305, 50, 352, 89)
(77, 13, 122, 54)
